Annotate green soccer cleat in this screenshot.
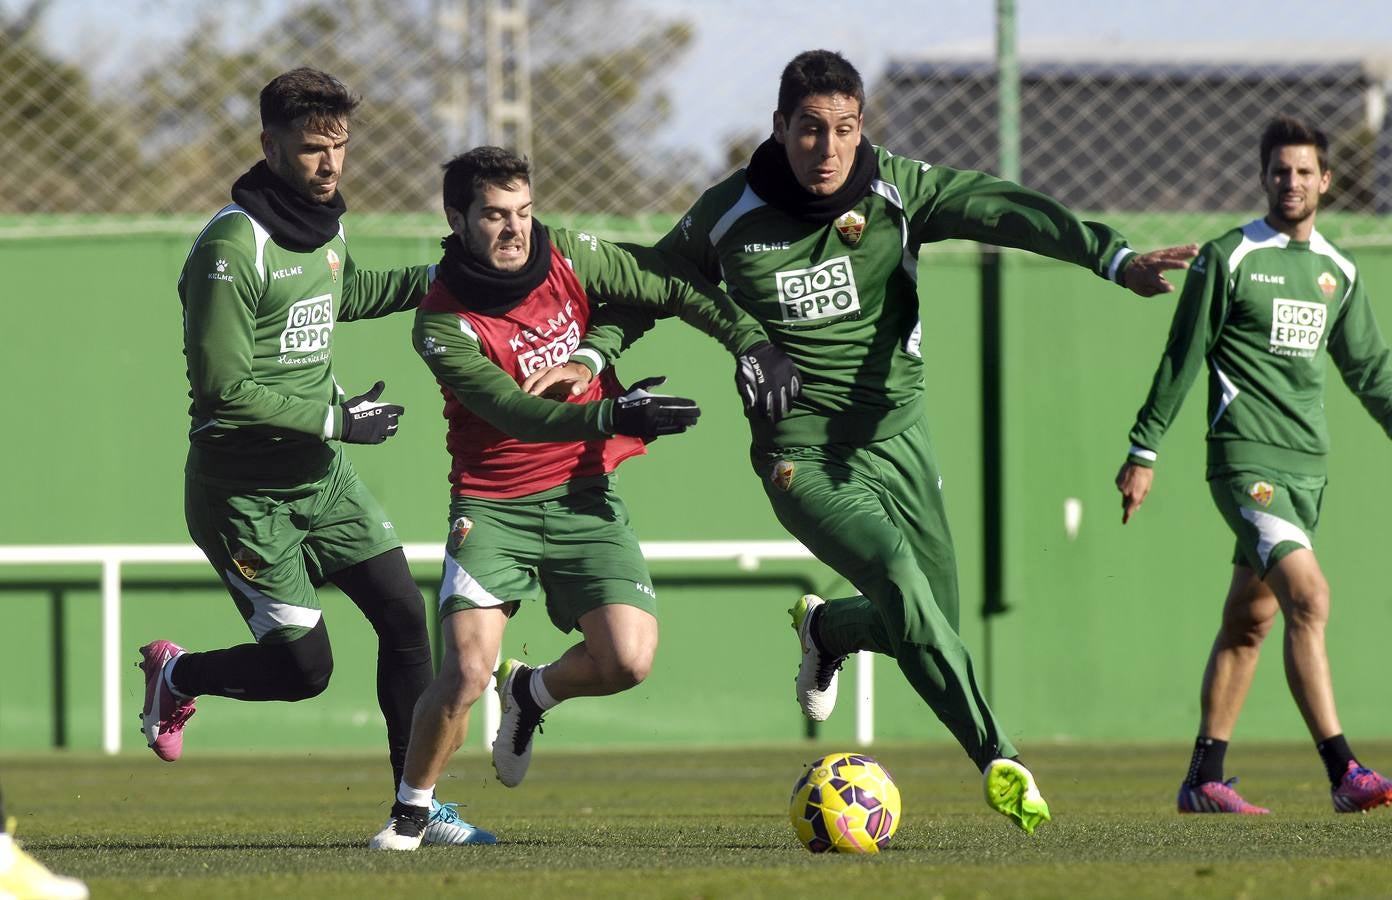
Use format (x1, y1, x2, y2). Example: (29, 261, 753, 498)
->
(983, 758, 1051, 835)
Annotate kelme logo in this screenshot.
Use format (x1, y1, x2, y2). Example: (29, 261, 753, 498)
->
(1248, 481, 1274, 507)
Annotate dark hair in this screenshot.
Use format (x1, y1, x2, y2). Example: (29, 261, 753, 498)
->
(441, 146, 531, 211)
(1260, 115, 1329, 173)
(777, 50, 865, 120)
(259, 68, 360, 133)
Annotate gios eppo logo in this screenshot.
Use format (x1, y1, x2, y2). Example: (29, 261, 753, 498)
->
(1268, 297, 1326, 358)
(280, 294, 335, 354)
(775, 256, 860, 323)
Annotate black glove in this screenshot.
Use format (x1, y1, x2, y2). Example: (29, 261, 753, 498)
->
(736, 341, 801, 423)
(609, 376, 700, 441)
(339, 381, 404, 444)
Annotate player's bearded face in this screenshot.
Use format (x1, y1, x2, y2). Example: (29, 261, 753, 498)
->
(458, 182, 533, 272)
(262, 116, 349, 205)
(1263, 144, 1329, 227)
(774, 93, 863, 196)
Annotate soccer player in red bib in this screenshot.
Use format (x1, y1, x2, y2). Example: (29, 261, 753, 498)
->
(369, 147, 796, 849)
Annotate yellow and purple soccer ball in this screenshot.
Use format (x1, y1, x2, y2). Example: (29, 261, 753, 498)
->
(789, 752, 901, 853)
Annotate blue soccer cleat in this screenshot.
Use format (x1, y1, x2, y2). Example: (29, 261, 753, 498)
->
(423, 799, 497, 845)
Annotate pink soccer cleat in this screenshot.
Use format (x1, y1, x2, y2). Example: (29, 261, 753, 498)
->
(138, 640, 196, 762)
(1332, 761, 1392, 813)
(1177, 777, 1270, 814)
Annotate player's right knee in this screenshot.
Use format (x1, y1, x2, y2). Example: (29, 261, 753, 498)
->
(273, 619, 334, 700)
(441, 654, 493, 707)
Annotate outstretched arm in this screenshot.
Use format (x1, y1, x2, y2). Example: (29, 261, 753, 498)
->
(905, 160, 1196, 294)
(1121, 244, 1200, 298)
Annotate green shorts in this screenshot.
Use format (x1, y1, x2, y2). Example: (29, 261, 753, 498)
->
(750, 414, 961, 635)
(436, 477, 656, 633)
(1208, 468, 1324, 576)
(185, 448, 401, 642)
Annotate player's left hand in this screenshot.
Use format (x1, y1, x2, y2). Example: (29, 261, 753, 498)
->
(736, 341, 802, 424)
(522, 361, 594, 399)
(611, 376, 701, 441)
(1123, 244, 1199, 297)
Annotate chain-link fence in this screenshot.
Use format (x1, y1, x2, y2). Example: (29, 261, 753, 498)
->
(2, 0, 1390, 248)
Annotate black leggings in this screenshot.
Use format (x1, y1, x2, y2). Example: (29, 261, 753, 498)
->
(171, 548, 433, 791)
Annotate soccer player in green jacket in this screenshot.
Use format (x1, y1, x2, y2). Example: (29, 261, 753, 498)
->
(137, 68, 490, 845)
(528, 49, 1196, 834)
(1116, 115, 1392, 815)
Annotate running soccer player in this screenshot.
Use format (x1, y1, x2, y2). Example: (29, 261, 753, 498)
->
(1116, 115, 1392, 815)
(526, 49, 1196, 835)
(368, 146, 794, 850)
(139, 68, 490, 845)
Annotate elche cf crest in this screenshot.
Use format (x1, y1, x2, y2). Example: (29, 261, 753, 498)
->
(834, 210, 866, 246)
(326, 247, 342, 283)
(231, 547, 263, 581)
(448, 516, 474, 551)
(1248, 481, 1274, 507)
(1318, 271, 1337, 297)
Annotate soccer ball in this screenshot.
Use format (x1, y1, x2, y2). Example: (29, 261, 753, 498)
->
(789, 752, 901, 854)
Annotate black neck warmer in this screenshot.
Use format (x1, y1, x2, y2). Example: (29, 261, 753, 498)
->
(744, 135, 877, 224)
(230, 161, 347, 252)
(436, 219, 552, 315)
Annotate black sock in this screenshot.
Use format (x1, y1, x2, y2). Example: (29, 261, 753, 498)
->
(808, 604, 834, 655)
(1185, 736, 1227, 786)
(1316, 734, 1355, 786)
(512, 667, 543, 716)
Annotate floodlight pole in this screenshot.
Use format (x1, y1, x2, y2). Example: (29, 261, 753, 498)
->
(981, 0, 1020, 701)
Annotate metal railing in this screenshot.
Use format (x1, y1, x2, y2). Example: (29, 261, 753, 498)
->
(0, 542, 877, 754)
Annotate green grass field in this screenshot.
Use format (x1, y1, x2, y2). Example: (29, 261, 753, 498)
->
(7, 741, 1392, 899)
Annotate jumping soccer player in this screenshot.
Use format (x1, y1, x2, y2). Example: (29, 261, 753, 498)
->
(1117, 115, 1392, 815)
(527, 49, 1195, 835)
(141, 67, 489, 845)
(368, 146, 794, 850)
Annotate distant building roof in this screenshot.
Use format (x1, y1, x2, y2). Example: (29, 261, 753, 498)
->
(874, 51, 1392, 213)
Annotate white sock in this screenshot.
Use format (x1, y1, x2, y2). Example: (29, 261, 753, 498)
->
(162, 654, 191, 700)
(396, 782, 434, 809)
(0, 832, 13, 867)
(529, 664, 559, 711)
